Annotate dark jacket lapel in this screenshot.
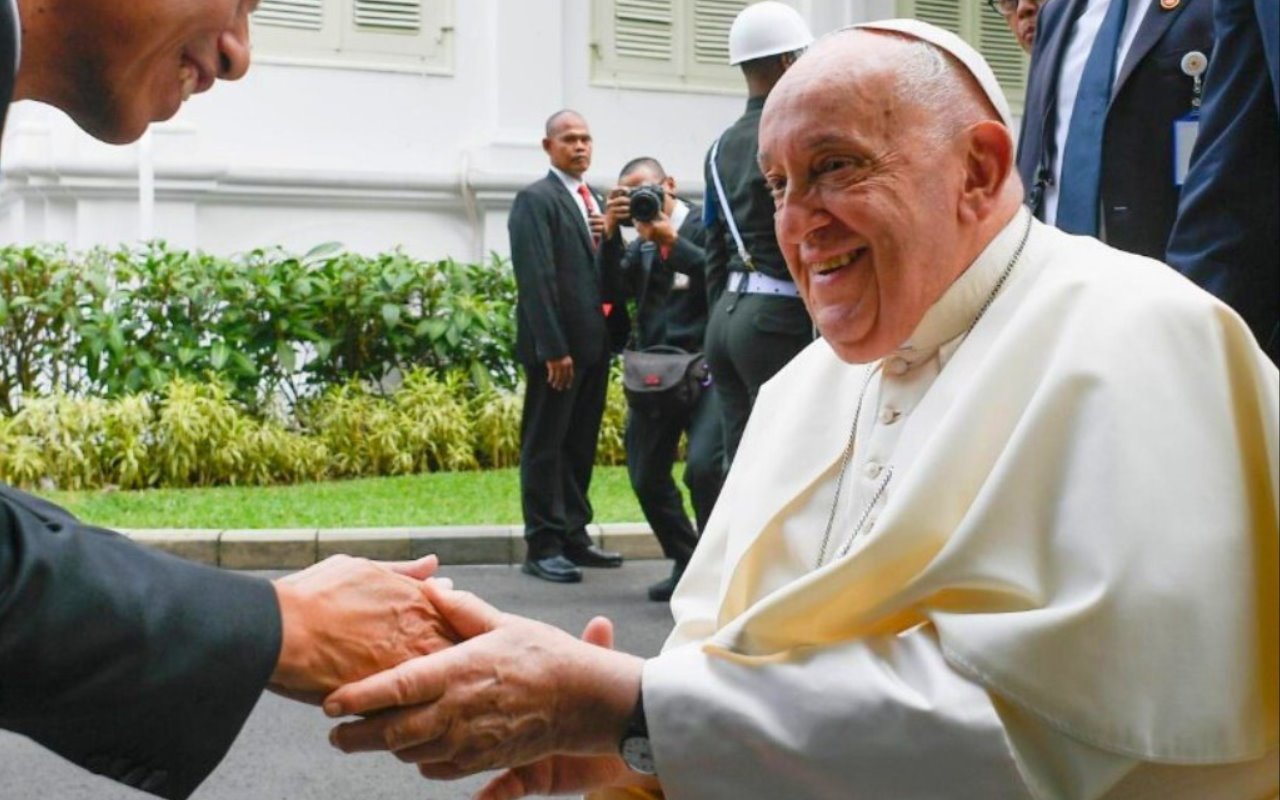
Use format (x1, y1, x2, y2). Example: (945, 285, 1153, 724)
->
(1113, 0, 1190, 99)
(545, 171, 594, 254)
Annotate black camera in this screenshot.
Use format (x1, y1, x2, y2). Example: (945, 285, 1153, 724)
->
(628, 184, 665, 224)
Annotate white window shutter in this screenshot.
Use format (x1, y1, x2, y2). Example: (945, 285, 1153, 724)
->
(905, 0, 964, 34)
(254, 0, 325, 30)
(691, 0, 748, 66)
(615, 0, 675, 61)
(353, 0, 422, 32)
(977, 10, 1028, 111)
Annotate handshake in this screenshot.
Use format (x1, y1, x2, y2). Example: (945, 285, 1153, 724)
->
(271, 556, 655, 800)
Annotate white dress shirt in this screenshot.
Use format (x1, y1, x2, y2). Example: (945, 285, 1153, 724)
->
(1045, 0, 1153, 225)
(549, 164, 596, 231)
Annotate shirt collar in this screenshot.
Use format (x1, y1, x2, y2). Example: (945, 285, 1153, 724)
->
(893, 207, 1030, 367)
(549, 165, 586, 193)
(669, 198, 690, 231)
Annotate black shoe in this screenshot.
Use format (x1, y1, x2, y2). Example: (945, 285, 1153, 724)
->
(522, 555, 583, 583)
(564, 543, 624, 568)
(648, 563, 686, 602)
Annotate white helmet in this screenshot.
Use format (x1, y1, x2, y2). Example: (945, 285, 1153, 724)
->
(728, 2, 814, 66)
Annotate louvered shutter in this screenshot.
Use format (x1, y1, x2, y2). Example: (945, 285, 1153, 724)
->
(353, 0, 421, 32)
(976, 10, 1028, 112)
(616, 0, 675, 61)
(255, 0, 325, 30)
(592, 0, 759, 92)
(895, 0, 1026, 114)
(691, 0, 748, 66)
(904, 0, 964, 34)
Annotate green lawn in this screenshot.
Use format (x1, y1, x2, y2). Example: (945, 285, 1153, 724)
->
(39, 466, 652, 529)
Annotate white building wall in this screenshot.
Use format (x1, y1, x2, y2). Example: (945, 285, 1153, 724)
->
(0, 0, 919, 261)
(0, 0, 839, 261)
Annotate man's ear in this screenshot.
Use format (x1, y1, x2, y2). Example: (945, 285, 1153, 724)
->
(959, 120, 1014, 222)
(541, 137, 552, 156)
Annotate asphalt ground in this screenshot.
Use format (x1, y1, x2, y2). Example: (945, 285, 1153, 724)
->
(1, 561, 675, 800)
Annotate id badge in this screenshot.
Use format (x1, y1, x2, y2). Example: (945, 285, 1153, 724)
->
(1173, 113, 1200, 187)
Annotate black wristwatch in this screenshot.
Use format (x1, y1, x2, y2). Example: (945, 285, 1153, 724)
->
(618, 686, 657, 775)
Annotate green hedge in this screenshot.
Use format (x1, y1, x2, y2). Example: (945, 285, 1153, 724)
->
(0, 242, 519, 414)
(0, 371, 629, 491)
(0, 243, 632, 490)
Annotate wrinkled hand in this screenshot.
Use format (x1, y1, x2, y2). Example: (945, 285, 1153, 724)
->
(324, 583, 644, 779)
(269, 555, 457, 703)
(474, 618, 660, 800)
(545, 355, 574, 391)
(589, 211, 606, 241)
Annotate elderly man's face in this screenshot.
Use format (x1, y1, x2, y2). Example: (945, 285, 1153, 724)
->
(759, 40, 970, 363)
(62, 0, 257, 143)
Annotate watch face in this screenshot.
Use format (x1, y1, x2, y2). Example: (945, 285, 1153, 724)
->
(620, 735, 658, 775)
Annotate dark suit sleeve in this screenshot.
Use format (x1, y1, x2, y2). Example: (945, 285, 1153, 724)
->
(702, 149, 730, 310)
(666, 215, 708, 278)
(597, 231, 634, 353)
(1166, 0, 1280, 360)
(0, 486, 281, 800)
(508, 189, 569, 362)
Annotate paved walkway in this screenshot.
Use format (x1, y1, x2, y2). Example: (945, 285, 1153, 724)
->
(121, 521, 663, 568)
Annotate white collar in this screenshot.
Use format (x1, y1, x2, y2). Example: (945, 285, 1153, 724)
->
(549, 165, 587, 193)
(894, 207, 1030, 366)
(669, 198, 690, 231)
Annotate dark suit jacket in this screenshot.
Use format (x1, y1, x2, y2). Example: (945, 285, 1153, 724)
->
(507, 172, 609, 367)
(0, 6, 281, 798)
(0, 486, 280, 799)
(599, 202, 710, 353)
(1166, 0, 1279, 361)
(1017, 0, 1213, 261)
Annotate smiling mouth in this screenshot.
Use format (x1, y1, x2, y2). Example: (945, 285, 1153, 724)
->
(809, 248, 867, 276)
(177, 57, 215, 102)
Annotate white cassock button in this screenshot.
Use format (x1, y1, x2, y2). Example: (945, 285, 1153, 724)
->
(864, 462, 882, 479)
(879, 407, 901, 425)
(885, 357, 910, 376)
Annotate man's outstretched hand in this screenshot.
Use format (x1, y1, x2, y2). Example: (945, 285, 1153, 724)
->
(269, 554, 457, 703)
(324, 583, 646, 783)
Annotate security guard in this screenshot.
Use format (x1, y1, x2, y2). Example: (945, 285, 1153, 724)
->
(703, 1, 815, 466)
(599, 157, 725, 602)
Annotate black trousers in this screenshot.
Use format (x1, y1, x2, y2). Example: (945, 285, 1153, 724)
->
(704, 285, 812, 466)
(519, 357, 608, 561)
(625, 386, 725, 566)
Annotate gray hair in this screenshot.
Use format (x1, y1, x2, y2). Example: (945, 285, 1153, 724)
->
(884, 37, 996, 145)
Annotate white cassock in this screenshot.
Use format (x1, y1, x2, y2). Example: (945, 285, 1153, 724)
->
(605, 209, 1279, 800)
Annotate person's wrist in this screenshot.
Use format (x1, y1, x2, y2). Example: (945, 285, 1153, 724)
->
(270, 580, 315, 689)
(556, 642, 645, 754)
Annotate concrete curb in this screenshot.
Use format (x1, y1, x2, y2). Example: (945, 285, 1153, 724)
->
(120, 522, 664, 569)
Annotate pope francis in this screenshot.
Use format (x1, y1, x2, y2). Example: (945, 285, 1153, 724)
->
(322, 20, 1280, 800)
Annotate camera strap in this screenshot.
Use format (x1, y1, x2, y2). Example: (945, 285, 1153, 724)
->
(709, 135, 755, 272)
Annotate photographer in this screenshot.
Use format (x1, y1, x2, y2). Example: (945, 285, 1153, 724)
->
(599, 157, 725, 602)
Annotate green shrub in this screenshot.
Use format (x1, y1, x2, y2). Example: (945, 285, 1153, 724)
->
(0, 243, 520, 413)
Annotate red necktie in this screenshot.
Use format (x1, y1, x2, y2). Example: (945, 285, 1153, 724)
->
(577, 184, 600, 248)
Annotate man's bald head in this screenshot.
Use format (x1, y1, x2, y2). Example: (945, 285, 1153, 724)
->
(757, 25, 1024, 363)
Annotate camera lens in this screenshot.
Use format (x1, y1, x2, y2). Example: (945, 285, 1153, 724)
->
(629, 185, 664, 223)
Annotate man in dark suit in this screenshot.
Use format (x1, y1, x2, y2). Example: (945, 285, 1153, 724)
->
(598, 157, 724, 602)
(1017, 0, 1213, 261)
(1, 2, 455, 798)
(508, 109, 623, 584)
(1166, 0, 1279, 363)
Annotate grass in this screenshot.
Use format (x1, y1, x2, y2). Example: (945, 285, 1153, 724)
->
(39, 466, 651, 529)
